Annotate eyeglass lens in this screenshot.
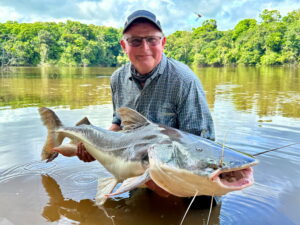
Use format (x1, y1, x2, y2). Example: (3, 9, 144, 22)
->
(126, 36, 162, 47)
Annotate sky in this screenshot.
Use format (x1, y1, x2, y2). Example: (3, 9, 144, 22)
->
(0, 0, 300, 35)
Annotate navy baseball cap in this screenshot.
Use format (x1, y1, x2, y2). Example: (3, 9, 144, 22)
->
(123, 10, 162, 33)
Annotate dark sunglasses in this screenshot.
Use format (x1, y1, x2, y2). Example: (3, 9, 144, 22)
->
(126, 36, 162, 47)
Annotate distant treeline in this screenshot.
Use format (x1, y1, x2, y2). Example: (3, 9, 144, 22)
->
(0, 9, 299, 67)
(0, 21, 123, 67)
(165, 9, 300, 67)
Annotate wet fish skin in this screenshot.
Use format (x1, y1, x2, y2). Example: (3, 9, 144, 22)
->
(38, 107, 167, 181)
(38, 107, 258, 204)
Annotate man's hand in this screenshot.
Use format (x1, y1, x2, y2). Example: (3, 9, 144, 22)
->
(109, 123, 121, 131)
(145, 180, 170, 198)
(76, 142, 95, 162)
(76, 124, 121, 162)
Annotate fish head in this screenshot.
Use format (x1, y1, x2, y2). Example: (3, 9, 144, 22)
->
(148, 135, 258, 197)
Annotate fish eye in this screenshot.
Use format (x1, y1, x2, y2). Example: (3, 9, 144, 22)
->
(196, 148, 203, 152)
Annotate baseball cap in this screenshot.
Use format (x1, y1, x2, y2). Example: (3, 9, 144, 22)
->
(123, 10, 162, 33)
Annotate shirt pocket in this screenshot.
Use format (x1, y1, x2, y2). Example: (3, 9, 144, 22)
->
(149, 103, 177, 127)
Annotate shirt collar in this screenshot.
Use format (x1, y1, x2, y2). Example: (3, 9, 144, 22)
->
(127, 53, 167, 81)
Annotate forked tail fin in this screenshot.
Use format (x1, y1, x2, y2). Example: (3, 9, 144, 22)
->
(38, 107, 64, 162)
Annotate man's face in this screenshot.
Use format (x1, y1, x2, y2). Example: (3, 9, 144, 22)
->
(121, 22, 166, 75)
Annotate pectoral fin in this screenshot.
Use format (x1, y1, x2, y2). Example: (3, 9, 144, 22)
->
(95, 177, 118, 206)
(105, 170, 151, 197)
(52, 143, 77, 157)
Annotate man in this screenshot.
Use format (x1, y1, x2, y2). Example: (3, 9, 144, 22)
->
(77, 10, 218, 206)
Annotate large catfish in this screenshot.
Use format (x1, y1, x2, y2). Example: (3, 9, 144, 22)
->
(38, 107, 258, 206)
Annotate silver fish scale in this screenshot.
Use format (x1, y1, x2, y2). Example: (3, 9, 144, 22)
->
(150, 128, 257, 176)
(60, 120, 256, 175)
(61, 123, 170, 162)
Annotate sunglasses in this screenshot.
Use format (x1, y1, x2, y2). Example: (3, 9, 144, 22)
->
(126, 36, 163, 47)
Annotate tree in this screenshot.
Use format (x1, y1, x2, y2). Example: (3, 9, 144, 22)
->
(260, 9, 281, 23)
(232, 19, 257, 40)
(165, 31, 193, 64)
(282, 9, 300, 23)
(192, 19, 218, 39)
(0, 8, 299, 67)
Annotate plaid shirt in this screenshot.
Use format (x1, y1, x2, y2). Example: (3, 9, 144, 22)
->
(110, 54, 215, 140)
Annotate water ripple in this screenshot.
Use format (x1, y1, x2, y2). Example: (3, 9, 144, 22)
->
(220, 183, 295, 225)
(0, 161, 57, 183)
(70, 173, 99, 185)
(23, 160, 57, 172)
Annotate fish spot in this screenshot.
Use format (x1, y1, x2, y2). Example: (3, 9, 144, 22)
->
(159, 125, 181, 139)
(143, 135, 157, 140)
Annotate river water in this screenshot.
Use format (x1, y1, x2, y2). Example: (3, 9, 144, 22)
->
(0, 66, 299, 225)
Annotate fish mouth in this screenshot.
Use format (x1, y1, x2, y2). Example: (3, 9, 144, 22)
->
(148, 145, 258, 196)
(209, 166, 254, 190)
(148, 150, 258, 196)
(149, 164, 256, 197)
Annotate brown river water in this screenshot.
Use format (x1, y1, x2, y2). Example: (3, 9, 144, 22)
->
(0, 66, 299, 225)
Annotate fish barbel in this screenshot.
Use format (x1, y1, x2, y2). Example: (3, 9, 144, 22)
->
(38, 107, 258, 206)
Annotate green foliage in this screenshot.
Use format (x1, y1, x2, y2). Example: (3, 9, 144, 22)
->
(260, 9, 281, 23)
(192, 19, 218, 39)
(260, 50, 282, 65)
(0, 21, 121, 67)
(165, 31, 194, 64)
(232, 19, 257, 40)
(0, 8, 300, 67)
(181, 8, 300, 66)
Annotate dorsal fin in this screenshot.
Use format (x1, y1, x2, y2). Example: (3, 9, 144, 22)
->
(117, 107, 150, 131)
(75, 117, 91, 126)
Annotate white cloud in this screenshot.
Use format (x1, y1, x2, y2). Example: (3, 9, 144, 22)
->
(0, 6, 22, 22)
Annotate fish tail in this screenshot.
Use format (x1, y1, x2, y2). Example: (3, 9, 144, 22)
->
(38, 107, 64, 162)
(39, 107, 63, 130)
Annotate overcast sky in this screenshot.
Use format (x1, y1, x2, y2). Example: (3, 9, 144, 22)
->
(0, 0, 299, 35)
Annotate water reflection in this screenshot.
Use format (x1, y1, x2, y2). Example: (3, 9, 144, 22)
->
(194, 66, 300, 118)
(41, 175, 107, 224)
(41, 174, 221, 225)
(0, 67, 115, 109)
(0, 66, 300, 225)
(0, 66, 299, 118)
(0, 137, 221, 225)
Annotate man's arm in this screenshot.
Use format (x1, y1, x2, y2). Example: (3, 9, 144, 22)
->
(177, 79, 215, 140)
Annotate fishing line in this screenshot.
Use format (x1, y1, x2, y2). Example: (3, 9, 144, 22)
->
(206, 194, 214, 225)
(219, 128, 232, 167)
(253, 142, 300, 156)
(179, 191, 198, 225)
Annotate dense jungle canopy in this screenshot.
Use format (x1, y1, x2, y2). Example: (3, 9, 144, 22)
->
(0, 9, 299, 67)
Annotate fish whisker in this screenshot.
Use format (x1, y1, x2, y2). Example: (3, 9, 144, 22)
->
(180, 191, 198, 225)
(206, 194, 214, 225)
(99, 206, 116, 225)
